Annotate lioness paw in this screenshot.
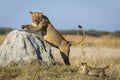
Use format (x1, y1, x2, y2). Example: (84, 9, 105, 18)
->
(21, 25, 26, 29)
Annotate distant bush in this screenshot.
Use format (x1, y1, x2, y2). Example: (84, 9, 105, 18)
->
(86, 30, 110, 37)
(112, 31, 120, 37)
(0, 27, 119, 37)
(0, 27, 13, 35)
(58, 29, 120, 37)
(59, 30, 83, 35)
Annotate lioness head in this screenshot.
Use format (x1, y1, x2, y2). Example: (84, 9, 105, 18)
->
(22, 11, 50, 31)
(30, 11, 43, 26)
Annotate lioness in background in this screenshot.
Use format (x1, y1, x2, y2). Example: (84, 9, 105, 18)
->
(22, 12, 85, 65)
(79, 63, 109, 77)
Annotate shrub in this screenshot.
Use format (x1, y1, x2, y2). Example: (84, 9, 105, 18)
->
(0, 27, 13, 35)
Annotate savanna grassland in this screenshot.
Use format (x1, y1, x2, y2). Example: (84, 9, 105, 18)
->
(0, 34, 120, 80)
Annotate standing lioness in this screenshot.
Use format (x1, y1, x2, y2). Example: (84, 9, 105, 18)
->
(22, 12, 85, 65)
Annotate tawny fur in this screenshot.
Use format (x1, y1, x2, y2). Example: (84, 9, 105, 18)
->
(22, 12, 85, 65)
(79, 63, 109, 77)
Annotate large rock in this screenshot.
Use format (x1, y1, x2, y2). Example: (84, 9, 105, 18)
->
(0, 30, 53, 66)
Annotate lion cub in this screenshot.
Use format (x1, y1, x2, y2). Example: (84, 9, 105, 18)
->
(79, 63, 109, 77)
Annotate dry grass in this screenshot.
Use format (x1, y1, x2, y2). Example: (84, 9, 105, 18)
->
(1, 59, 119, 80)
(0, 34, 120, 80)
(64, 35, 120, 48)
(0, 34, 120, 48)
(51, 46, 120, 80)
(0, 35, 7, 45)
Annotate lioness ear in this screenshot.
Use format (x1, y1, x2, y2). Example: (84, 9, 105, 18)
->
(39, 12, 43, 15)
(29, 11, 33, 14)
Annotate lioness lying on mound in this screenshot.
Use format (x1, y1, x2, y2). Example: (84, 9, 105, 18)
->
(22, 12, 85, 65)
(79, 63, 109, 77)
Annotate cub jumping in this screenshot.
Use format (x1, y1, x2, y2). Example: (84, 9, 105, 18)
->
(22, 12, 85, 65)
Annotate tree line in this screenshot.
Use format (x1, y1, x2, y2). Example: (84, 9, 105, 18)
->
(0, 27, 120, 37)
(0, 27, 13, 35)
(59, 29, 120, 37)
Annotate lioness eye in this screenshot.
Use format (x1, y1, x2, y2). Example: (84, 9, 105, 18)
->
(38, 17, 42, 21)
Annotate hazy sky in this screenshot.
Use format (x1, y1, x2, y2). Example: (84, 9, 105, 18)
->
(0, 0, 120, 31)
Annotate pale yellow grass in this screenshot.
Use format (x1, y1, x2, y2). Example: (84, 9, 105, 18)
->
(0, 34, 120, 79)
(63, 34, 120, 48)
(1, 34, 120, 48)
(51, 35, 120, 79)
(51, 46, 120, 79)
(0, 35, 7, 45)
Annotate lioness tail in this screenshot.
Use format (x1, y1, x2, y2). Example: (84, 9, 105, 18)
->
(70, 25, 85, 46)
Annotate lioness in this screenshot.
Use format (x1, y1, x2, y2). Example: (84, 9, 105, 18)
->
(79, 63, 109, 77)
(22, 12, 85, 65)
